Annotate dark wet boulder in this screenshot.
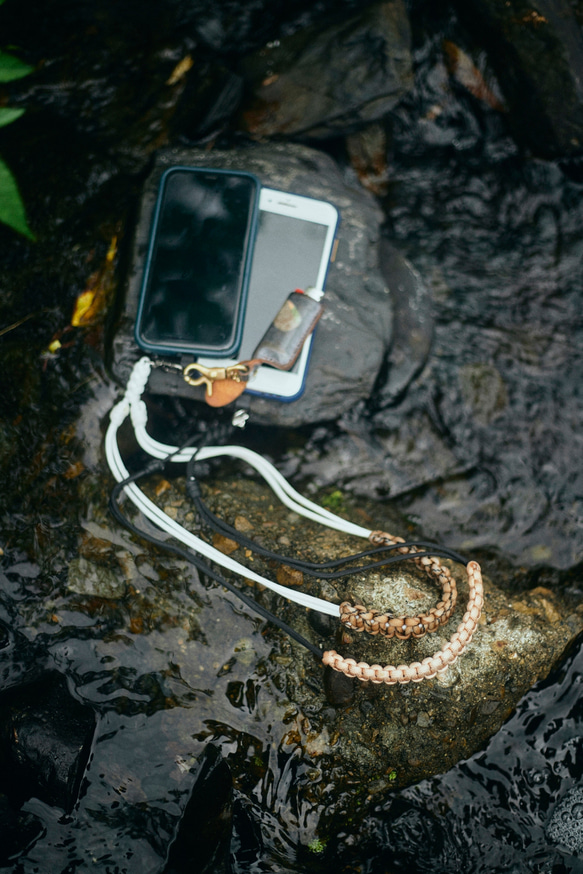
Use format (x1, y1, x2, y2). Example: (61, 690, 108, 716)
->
(164, 745, 233, 874)
(240, 0, 413, 140)
(0, 615, 46, 695)
(0, 795, 44, 867)
(111, 142, 394, 427)
(0, 672, 96, 813)
(374, 239, 433, 406)
(452, 0, 583, 159)
(161, 0, 383, 55)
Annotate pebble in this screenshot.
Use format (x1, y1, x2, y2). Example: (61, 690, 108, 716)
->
(212, 534, 239, 555)
(234, 515, 254, 532)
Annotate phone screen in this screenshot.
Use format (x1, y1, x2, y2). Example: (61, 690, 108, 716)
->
(237, 210, 329, 359)
(136, 168, 258, 356)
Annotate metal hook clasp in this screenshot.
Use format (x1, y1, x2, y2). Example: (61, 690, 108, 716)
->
(182, 362, 250, 397)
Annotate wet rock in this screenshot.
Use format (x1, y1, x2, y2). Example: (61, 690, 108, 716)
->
(323, 665, 355, 707)
(240, 0, 413, 140)
(546, 786, 583, 854)
(67, 555, 129, 599)
(165, 745, 233, 874)
(169, 61, 244, 143)
(160, 471, 583, 798)
(276, 564, 304, 587)
(337, 632, 583, 871)
(234, 515, 254, 532)
(212, 533, 240, 556)
(4, 454, 581, 869)
(299, 408, 463, 499)
(346, 123, 391, 197)
(375, 239, 434, 406)
(452, 0, 583, 158)
(0, 795, 44, 866)
(0, 672, 96, 813)
(111, 142, 393, 427)
(150, 0, 384, 56)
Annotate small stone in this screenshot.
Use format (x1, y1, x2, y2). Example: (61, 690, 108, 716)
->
(67, 557, 126, 599)
(307, 611, 337, 637)
(436, 666, 460, 687)
(234, 515, 253, 532)
(346, 123, 390, 196)
(367, 777, 390, 795)
(479, 699, 500, 715)
(324, 666, 355, 707)
(304, 726, 332, 757)
(212, 534, 239, 555)
(155, 479, 172, 496)
(276, 564, 304, 587)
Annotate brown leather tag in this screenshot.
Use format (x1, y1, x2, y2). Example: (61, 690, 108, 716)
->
(205, 379, 247, 407)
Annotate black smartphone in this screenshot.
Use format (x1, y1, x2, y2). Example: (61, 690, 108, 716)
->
(135, 166, 260, 358)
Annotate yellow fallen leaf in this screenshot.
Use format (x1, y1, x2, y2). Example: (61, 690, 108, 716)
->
(71, 289, 96, 327)
(71, 235, 118, 328)
(166, 55, 194, 86)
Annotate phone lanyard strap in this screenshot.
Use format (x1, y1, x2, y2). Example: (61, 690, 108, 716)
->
(108, 357, 483, 684)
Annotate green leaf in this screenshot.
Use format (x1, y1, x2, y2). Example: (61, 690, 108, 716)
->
(0, 107, 25, 128)
(0, 156, 34, 239)
(0, 50, 33, 82)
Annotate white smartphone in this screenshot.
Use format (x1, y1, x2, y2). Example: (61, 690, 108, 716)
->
(197, 187, 339, 400)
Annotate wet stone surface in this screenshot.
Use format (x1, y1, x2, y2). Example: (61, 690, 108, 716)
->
(341, 629, 583, 872)
(2, 0, 583, 870)
(2, 413, 582, 871)
(240, 0, 413, 139)
(143, 468, 583, 795)
(451, 0, 583, 159)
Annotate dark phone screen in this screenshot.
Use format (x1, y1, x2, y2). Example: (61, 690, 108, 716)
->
(138, 169, 257, 354)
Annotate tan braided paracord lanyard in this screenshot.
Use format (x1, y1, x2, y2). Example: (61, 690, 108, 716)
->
(324, 558, 483, 685)
(339, 531, 458, 640)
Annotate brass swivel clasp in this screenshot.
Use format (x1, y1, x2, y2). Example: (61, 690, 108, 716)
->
(182, 362, 250, 397)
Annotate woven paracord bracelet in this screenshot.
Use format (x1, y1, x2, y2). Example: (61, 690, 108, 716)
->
(324, 560, 483, 685)
(339, 531, 458, 640)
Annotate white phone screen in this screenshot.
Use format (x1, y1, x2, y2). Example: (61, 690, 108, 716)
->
(197, 188, 338, 400)
(237, 210, 329, 359)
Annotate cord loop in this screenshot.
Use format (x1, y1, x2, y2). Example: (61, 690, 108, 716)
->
(339, 530, 458, 640)
(323, 561, 483, 685)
